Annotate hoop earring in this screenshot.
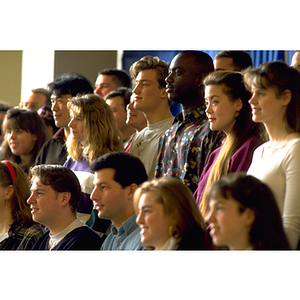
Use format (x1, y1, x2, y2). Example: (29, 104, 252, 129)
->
(168, 225, 180, 239)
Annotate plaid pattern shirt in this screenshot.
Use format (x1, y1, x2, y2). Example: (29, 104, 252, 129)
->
(155, 105, 225, 193)
(0, 221, 44, 250)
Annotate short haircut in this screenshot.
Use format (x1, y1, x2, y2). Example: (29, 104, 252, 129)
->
(31, 88, 51, 106)
(105, 87, 132, 110)
(100, 69, 131, 88)
(90, 152, 148, 188)
(30, 165, 81, 214)
(48, 72, 94, 96)
(214, 51, 253, 71)
(180, 51, 214, 75)
(129, 56, 169, 88)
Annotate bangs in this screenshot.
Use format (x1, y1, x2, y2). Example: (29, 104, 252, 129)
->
(5, 117, 27, 131)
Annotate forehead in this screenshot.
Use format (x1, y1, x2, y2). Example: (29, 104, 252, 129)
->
(51, 93, 71, 100)
(136, 69, 158, 82)
(139, 190, 160, 207)
(106, 96, 125, 107)
(205, 84, 224, 95)
(96, 75, 115, 85)
(214, 57, 235, 71)
(94, 168, 116, 183)
(31, 176, 52, 191)
(170, 53, 196, 70)
(28, 93, 46, 103)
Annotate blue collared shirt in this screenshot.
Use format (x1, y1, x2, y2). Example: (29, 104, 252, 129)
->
(100, 214, 143, 250)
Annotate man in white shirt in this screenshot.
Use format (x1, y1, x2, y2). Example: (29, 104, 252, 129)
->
(129, 56, 174, 179)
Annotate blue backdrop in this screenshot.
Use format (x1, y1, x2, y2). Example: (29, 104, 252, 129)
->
(122, 50, 296, 116)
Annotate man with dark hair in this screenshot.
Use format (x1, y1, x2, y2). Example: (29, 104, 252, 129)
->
(90, 152, 148, 250)
(94, 68, 131, 98)
(35, 72, 94, 165)
(105, 87, 136, 146)
(20, 88, 51, 111)
(155, 51, 225, 193)
(214, 50, 253, 72)
(28, 165, 102, 250)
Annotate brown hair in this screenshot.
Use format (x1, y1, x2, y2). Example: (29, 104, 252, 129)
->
(0, 161, 32, 227)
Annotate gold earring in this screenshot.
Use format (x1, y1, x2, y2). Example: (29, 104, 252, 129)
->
(168, 225, 180, 239)
(235, 111, 239, 118)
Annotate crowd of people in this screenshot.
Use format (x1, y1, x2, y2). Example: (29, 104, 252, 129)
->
(1, 50, 300, 251)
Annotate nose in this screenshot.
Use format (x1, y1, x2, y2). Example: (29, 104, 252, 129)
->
(132, 82, 140, 94)
(27, 193, 35, 205)
(127, 101, 134, 111)
(68, 117, 75, 128)
(205, 102, 212, 114)
(136, 209, 144, 225)
(90, 186, 100, 202)
(248, 93, 256, 105)
(94, 86, 103, 97)
(165, 72, 173, 84)
(205, 208, 214, 224)
(51, 99, 58, 111)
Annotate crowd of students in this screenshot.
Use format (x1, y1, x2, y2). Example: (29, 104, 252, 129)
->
(0, 50, 300, 251)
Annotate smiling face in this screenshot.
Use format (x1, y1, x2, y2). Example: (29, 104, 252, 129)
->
(248, 83, 289, 126)
(6, 126, 37, 157)
(126, 98, 147, 131)
(51, 93, 72, 128)
(136, 191, 174, 250)
(206, 194, 254, 250)
(68, 110, 85, 143)
(27, 176, 62, 230)
(205, 84, 242, 134)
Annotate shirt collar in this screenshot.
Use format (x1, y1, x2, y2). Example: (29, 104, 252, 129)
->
(111, 214, 138, 236)
(174, 105, 206, 123)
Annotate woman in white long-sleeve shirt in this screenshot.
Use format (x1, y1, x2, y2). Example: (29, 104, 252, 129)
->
(245, 61, 300, 249)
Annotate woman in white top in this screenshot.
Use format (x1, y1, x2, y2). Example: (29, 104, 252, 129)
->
(245, 61, 300, 249)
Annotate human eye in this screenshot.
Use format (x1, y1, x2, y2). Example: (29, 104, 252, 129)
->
(174, 69, 183, 76)
(101, 185, 108, 191)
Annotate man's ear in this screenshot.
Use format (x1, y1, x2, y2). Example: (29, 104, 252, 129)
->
(196, 73, 207, 87)
(60, 192, 71, 207)
(126, 183, 138, 199)
(160, 87, 169, 100)
(244, 208, 255, 227)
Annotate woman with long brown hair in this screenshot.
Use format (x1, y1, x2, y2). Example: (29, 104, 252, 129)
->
(194, 71, 265, 218)
(0, 160, 44, 250)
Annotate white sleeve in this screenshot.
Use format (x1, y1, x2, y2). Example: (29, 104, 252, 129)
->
(282, 140, 300, 249)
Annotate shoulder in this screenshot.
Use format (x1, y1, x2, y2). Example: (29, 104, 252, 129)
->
(58, 226, 103, 250)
